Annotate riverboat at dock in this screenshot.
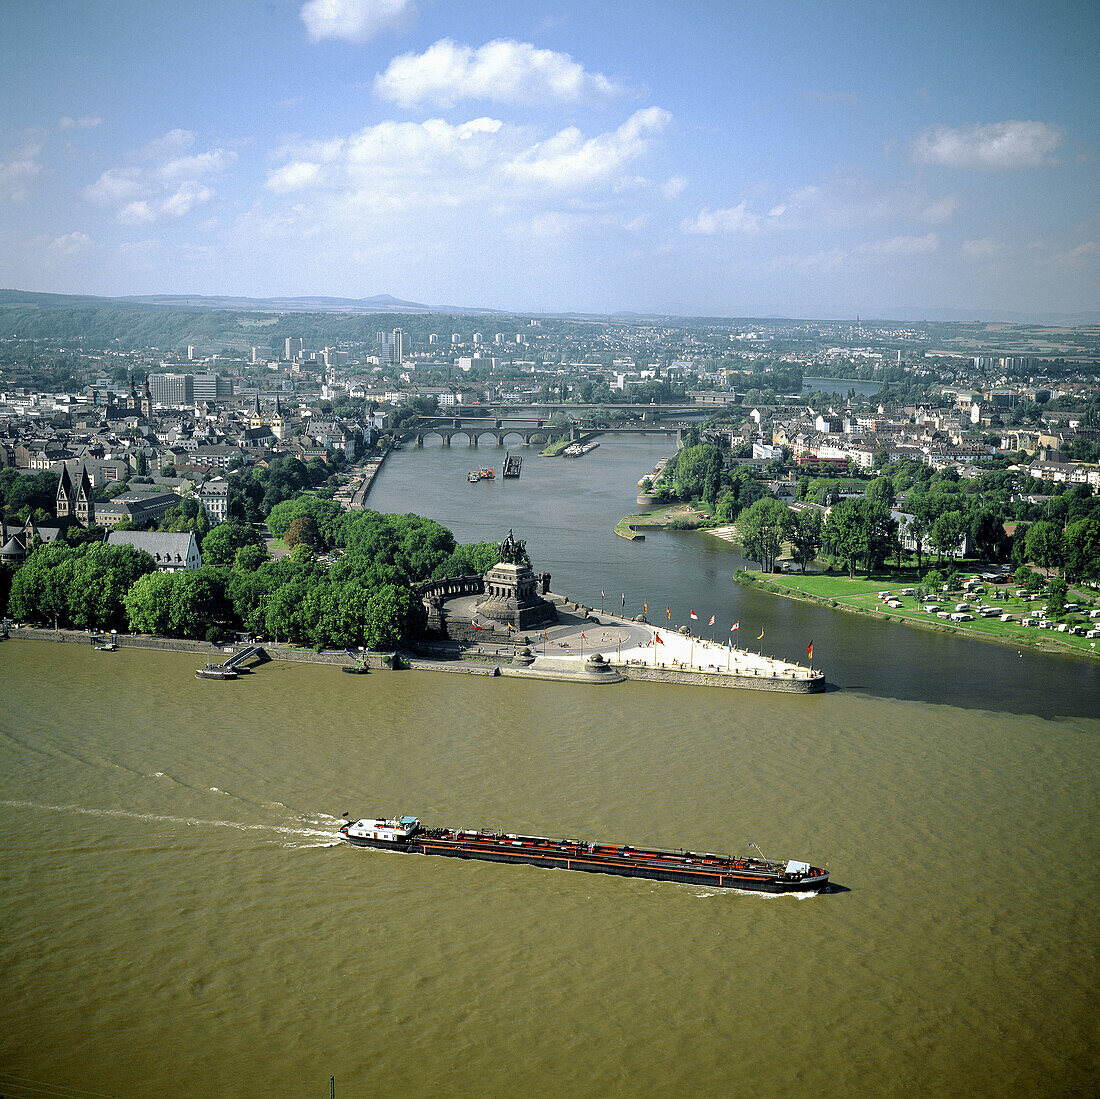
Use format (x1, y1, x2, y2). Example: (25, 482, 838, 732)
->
(338, 815, 829, 893)
(502, 452, 522, 478)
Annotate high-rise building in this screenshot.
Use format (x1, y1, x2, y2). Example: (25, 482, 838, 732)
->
(451, 333, 461, 345)
(428, 333, 439, 345)
(472, 332, 483, 345)
(494, 332, 505, 345)
(285, 337, 304, 361)
(192, 374, 233, 402)
(187, 345, 197, 361)
(391, 328, 405, 365)
(149, 373, 195, 406)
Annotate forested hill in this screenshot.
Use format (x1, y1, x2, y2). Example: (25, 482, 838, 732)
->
(0, 292, 504, 354)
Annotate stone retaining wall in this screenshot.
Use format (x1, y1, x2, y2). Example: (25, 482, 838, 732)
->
(617, 663, 824, 693)
(8, 628, 397, 669)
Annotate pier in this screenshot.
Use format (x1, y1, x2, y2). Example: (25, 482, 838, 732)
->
(502, 453, 522, 478)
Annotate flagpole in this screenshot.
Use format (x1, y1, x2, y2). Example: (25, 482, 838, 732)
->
(690, 633, 694, 668)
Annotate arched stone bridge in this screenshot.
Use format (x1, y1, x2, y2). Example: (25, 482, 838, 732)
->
(403, 417, 683, 448)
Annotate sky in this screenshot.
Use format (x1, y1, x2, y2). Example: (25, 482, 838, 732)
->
(0, 0, 1097, 319)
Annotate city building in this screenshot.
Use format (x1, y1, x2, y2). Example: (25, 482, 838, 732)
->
(106, 530, 202, 571)
(150, 373, 195, 407)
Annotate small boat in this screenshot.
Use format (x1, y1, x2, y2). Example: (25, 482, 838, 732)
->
(94, 641, 117, 651)
(341, 663, 368, 674)
(480, 468, 495, 479)
(195, 663, 238, 680)
(468, 471, 480, 482)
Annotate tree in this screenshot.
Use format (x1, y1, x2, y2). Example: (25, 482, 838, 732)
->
(930, 510, 966, 563)
(201, 522, 263, 566)
(284, 515, 322, 552)
(167, 569, 225, 639)
(1045, 578, 1068, 620)
(736, 498, 792, 573)
(970, 508, 1008, 563)
(124, 571, 175, 635)
(823, 499, 865, 577)
(1062, 518, 1100, 582)
(790, 509, 823, 573)
(1025, 520, 1065, 575)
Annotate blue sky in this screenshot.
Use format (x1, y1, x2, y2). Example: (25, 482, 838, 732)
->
(1, 0, 1096, 318)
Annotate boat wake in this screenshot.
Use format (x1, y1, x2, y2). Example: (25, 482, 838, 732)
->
(0, 798, 341, 847)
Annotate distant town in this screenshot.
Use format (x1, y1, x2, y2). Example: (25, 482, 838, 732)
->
(0, 293, 1098, 654)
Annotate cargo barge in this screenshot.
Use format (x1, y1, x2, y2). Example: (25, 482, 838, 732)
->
(337, 815, 829, 893)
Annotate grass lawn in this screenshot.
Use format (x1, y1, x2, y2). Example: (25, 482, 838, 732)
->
(752, 569, 1100, 658)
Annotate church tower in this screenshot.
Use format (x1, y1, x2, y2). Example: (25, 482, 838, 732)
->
(140, 375, 153, 420)
(250, 394, 265, 431)
(55, 463, 75, 520)
(73, 463, 95, 526)
(271, 395, 285, 440)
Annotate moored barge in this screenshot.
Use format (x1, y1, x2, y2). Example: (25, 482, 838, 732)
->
(337, 815, 829, 893)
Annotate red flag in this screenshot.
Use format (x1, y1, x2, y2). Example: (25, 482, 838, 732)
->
(581, 632, 587, 640)
(666, 606, 671, 620)
(654, 632, 664, 645)
(807, 640, 814, 659)
(730, 621, 740, 632)
(708, 614, 715, 626)
(690, 610, 698, 620)
(472, 622, 486, 631)
(601, 591, 605, 599)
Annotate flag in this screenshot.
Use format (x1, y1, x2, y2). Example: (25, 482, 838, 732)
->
(472, 623, 486, 631)
(601, 591, 605, 599)
(644, 601, 648, 614)
(807, 640, 814, 659)
(690, 610, 698, 620)
(731, 621, 740, 632)
(757, 629, 764, 640)
(621, 593, 625, 607)
(654, 632, 664, 645)
(581, 632, 587, 640)
(666, 606, 671, 620)
(708, 614, 715, 626)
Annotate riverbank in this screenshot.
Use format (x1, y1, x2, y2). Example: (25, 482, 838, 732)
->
(6, 610, 825, 692)
(539, 429, 600, 457)
(735, 569, 1100, 661)
(614, 502, 711, 539)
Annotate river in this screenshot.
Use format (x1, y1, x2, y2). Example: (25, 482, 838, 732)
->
(1, 436, 1097, 1097)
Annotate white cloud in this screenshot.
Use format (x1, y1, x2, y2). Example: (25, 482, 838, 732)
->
(119, 201, 158, 226)
(502, 107, 670, 190)
(85, 130, 230, 224)
(49, 231, 92, 253)
(682, 202, 763, 235)
(661, 175, 687, 200)
(921, 194, 958, 224)
(160, 149, 236, 180)
(301, 0, 413, 43)
(1051, 241, 1099, 267)
(58, 116, 102, 130)
(682, 199, 794, 235)
(375, 38, 622, 108)
(911, 121, 1064, 169)
(855, 232, 938, 257)
(85, 167, 143, 204)
(0, 143, 43, 201)
(961, 237, 1004, 260)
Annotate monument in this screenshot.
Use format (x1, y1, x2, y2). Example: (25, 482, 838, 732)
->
(473, 531, 558, 631)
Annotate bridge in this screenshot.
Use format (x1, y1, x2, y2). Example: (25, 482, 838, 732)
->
(403, 416, 684, 448)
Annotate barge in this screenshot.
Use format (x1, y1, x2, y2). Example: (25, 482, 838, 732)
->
(338, 815, 829, 893)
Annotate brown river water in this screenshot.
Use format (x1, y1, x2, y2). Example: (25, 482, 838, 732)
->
(2, 436, 1098, 1097)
